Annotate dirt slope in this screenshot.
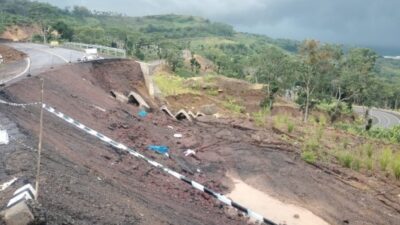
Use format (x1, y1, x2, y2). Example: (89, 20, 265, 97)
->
(0, 59, 399, 225)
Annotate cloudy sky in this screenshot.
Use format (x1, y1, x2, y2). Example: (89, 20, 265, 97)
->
(38, 0, 400, 54)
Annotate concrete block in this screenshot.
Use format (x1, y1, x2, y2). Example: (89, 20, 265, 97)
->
(3, 202, 34, 225)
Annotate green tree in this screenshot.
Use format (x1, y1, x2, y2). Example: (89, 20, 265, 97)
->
(297, 40, 340, 121)
(52, 21, 73, 41)
(165, 49, 183, 72)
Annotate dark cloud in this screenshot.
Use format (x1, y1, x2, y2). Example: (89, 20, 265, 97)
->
(39, 0, 400, 53)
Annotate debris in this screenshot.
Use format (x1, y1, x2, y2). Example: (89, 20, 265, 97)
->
(0, 130, 9, 145)
(148, 145, 169, 157)
(3, 201, 34, 225)
(174, 133, 183, 138)
(184, 149, 196, 157)
(167, 125, 174, 129)
(138, 109, 148, 118)
(200, 104, 218, 115)
(0, 177, 18, 192)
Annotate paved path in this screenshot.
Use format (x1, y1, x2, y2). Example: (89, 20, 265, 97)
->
(354, 106, 400, 128)
(1, 43, 85, 85)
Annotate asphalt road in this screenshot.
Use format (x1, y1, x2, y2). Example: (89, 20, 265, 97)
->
(1, 42, 85, 85)
(353, 106, 400, 128)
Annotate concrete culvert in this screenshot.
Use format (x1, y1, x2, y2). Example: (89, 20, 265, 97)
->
(160, 106, 176, 119)
(110, 90, 128, 103)
(128, 91, 150, 110)
(175, 110, 192, 122)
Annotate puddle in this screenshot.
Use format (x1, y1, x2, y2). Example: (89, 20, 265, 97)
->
(227, 177, 330, 225)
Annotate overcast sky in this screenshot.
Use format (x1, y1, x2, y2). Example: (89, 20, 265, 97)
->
(38, 0, 400, 54)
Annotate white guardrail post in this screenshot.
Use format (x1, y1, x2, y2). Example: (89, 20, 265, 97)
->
(62, 42, 126, 58)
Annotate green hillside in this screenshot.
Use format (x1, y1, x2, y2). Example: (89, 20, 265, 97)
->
(1, 0, 400, 113)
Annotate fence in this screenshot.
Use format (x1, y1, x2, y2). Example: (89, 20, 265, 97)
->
(62, 42, 126, 58)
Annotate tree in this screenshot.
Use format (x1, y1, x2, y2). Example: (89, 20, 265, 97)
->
(297, 40, 340, 122)
(28, 3, 59, 43)
(165, 49, 183, 72)
(52, 21, 73, 41)
(340, 48, 378, 107)
(72, 6, 91, 18)
(190, 57, 201, 73)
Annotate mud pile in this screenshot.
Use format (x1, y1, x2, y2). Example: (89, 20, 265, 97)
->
(0, 45, 26, 63)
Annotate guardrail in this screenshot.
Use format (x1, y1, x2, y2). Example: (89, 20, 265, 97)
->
(62, 42, 126, 58)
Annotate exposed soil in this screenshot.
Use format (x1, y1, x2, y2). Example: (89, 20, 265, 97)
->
(0, 44, 26, 63)
(0, 59, 399, 225)
(1, 25, 40, 42)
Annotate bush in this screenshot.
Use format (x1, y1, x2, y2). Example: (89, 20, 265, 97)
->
(379, 148, 392, 171)
(301, 151, 317, 164)
(303, 139, 319, 152)
(392, 157, 400, 179)
(223, 98, 245, 114)
(352, 158, 361, 171)
(251, 108, 270, 127)
(338, 152, 353, 168)
(287, 122, 294, 133)
(365, 158, 373, 171)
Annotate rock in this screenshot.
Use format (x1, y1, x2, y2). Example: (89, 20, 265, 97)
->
(200, 104, 218, 115)
(3, 202, 34, 225)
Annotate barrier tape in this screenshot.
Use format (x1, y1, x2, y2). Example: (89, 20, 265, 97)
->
(0, 98, 278, 224)
(42, 104, 278, 225)
(9, 135, 37, 152)
(0, 99, 42, 107)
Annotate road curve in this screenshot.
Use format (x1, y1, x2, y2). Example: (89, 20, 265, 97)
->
(1, 42, 85, 85)
(353, 106, 400, 129)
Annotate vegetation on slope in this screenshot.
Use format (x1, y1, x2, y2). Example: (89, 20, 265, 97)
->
(1, 0, 400, 117)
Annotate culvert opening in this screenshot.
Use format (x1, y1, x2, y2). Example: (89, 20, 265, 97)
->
(128, 95, 140, 107)
(176, 112, 189, 121)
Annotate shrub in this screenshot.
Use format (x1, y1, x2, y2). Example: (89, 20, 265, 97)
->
(303, 139, 319, 152)
(380, 148, 392, 171)
(392, 155, 400, 179)
(301, 151, 317, 164)
(338, 152, 353, 168)
(352, 158, 361, 171)
(287, 122, 294, 133)
(251, 108, 270, 127)
(223, 98, 245, 114)
(365, 158, 373, 171)
(364, 143, 373, 158)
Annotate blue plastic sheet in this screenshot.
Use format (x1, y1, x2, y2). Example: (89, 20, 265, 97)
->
(148, 145, 169, 155)
(138, 110, 148, 118)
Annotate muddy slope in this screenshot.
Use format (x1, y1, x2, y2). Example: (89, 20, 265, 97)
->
(0, 59, 399, 225)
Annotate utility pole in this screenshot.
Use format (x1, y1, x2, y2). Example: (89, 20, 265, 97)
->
(35, 79, 44, 201)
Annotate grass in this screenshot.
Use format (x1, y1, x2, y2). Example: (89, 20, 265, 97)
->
(364, 158, 373, 171)
(392, 155, 400, 179)
(153, 73, 196, 96)
(222, 98, 245, 114)
(380, 148, 393, 171)
(301, 151, 317, 164)
(287, 121, 295, 133)
(251, 107, 270, 127)
(337, 151, 354, 168)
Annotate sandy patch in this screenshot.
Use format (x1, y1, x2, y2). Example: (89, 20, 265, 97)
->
(227, 176, 330, 225)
